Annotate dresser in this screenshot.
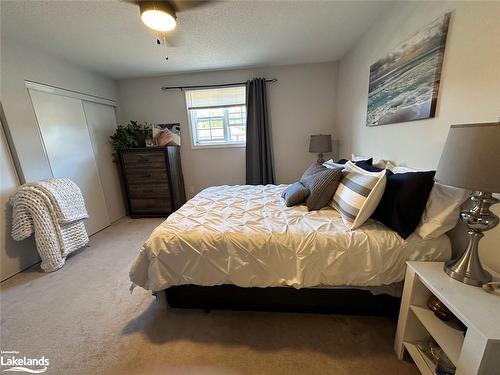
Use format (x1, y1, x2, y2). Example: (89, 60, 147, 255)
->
(395, 261, 500, 375)
(118, 147, 186, 218)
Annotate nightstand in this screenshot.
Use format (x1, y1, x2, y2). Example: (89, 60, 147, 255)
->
(395, 261, 500, 375)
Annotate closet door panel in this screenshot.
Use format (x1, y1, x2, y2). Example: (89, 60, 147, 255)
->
(28, 90, 110, 235)
(82, 101, 125, 222)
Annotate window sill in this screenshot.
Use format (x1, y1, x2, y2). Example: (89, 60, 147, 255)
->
(191, 143, 246, 150)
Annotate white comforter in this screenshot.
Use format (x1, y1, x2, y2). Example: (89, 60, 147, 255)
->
(130, 185, 451, 291)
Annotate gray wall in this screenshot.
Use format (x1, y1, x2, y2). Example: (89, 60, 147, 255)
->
(117, 62, 338, 198)
(335, 1, 500, 272)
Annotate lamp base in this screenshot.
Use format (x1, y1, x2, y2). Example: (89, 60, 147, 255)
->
(444, 246, 492, 287)
(444, 192, 498, 287)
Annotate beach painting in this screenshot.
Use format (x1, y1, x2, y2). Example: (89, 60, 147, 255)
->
(366, 13, 451, 127)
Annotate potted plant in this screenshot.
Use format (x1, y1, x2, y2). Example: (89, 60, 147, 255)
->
(110, 121, 153, 154)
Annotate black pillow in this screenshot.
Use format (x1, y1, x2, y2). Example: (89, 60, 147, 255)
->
(336, 158, 373, 166)
(355, 161, 384, 173)
(372, 171, 435, 239)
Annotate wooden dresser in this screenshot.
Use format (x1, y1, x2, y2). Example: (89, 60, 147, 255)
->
(118, 147, 186, 218)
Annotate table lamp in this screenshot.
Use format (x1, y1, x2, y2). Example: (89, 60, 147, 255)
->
(309, 134, 332, 163)
(435, 122, 500, 286)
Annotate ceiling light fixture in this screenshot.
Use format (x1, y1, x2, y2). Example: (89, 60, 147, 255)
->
(140, 1, 177, 32)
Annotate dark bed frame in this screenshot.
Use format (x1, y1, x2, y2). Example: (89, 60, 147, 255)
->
(164, 285, 401, 317)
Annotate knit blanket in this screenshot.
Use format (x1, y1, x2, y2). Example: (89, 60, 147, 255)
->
(10, 178, 89, 272)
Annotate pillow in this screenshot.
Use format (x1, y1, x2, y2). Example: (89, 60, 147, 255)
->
(352, 154, 386, 168)
(415, 183, 470, 239)
(301, 162, 325, 179)
(385, 161, 420, 174)
(281, 182, 310, 207)
(372, 171, 436, 239)
(300, 165, 342, 211)
(323, 159, 375, 170)
(323, 159, 345, 169)
(331, 161, 387, 229)
(337, 158, 373, 166)
(354, 161, 386, 173)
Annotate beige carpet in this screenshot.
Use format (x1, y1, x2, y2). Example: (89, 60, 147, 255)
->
(0, 218, 417, 375)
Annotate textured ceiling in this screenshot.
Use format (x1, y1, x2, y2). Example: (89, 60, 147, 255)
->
(1, 0, 391, 79)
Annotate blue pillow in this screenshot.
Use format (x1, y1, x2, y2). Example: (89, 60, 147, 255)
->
(281, 182, 310, 207)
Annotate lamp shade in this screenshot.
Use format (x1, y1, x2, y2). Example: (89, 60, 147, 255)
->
(309, 134, 332, 153)
(435, 122, 500, 192)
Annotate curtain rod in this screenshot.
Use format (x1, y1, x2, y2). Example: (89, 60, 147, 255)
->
(161, 79, 277, 91)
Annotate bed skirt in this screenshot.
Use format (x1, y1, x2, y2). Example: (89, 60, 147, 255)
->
(163, 285, 401, 316)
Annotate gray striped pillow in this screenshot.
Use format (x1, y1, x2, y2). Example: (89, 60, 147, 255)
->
(331, 161, 387, 229)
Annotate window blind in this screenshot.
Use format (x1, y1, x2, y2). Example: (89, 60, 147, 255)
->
(185, 86, 246, 110)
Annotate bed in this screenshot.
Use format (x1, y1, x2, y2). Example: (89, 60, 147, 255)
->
(129, 184, 451, 314)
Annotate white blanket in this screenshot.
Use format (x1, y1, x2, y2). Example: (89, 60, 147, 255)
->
(10, 178, 89, 272)
(129, 185, 451, 291)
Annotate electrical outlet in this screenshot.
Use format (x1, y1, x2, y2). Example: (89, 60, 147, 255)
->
(189, 186, 195, 194)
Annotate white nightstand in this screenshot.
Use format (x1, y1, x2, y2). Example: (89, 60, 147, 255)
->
(395, 261, 500, 375)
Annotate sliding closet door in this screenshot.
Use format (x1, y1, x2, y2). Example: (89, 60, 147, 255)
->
(28, 89, 110, 235)
(82, 101, 125, 223)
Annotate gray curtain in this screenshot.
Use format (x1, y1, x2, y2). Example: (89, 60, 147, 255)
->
(245, 78, 275, 185)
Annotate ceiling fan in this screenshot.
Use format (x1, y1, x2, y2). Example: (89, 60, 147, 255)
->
(130, 1, 211, 32)
(127, 0, 213, 59)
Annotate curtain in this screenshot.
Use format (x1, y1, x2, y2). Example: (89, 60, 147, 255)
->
(245, 78, 275, 185)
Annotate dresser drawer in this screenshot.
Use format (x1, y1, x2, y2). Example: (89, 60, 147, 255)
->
(122, 152, 166, 168)
(129, 198, 172, 214)
(127, 183, 171, 199)
(123, 168, 169, 184)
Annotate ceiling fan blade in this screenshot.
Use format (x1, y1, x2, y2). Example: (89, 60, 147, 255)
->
(172, 0, 215, 12)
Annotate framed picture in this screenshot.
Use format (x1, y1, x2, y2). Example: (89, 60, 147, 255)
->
(366, 13, 451, 127)
(153, 123, 181, 146)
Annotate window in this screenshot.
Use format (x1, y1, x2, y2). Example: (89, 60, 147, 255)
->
(185, 86, 246, 148)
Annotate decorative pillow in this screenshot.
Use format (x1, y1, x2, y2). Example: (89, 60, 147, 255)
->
(281, 182, 310, 207)
(301, 162, 326, 179)
(300, 165, 342, 211)
(331, 161, 387, 229)
(354, 161, 386, 173)
(352, 154, 386, 168)
(372, 171, 436, 239)
(415, 183, 470, 239)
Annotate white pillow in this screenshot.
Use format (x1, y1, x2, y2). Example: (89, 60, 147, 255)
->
(385, 161, 419, 174)
(323, 159, 345, 169)
(331, 161, 387, 230)
(351, 153, 387, 168)
(415, 183, 470, 239)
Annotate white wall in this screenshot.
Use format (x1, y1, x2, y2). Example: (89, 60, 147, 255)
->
(335, 1, 500, 272)
(117, 62, 338, 198)
(1, 40, 118, 182)
(0, 41, 120, 280)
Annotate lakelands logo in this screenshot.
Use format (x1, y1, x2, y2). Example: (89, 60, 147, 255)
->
(0, 351, 49, 373)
